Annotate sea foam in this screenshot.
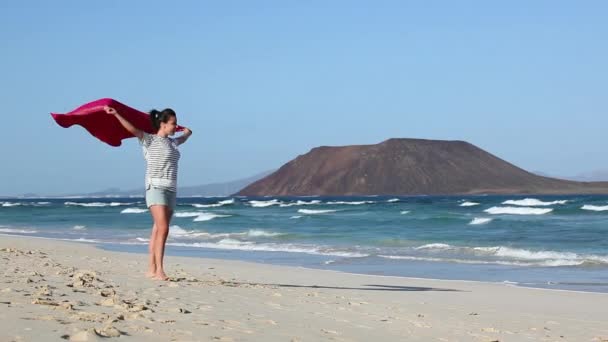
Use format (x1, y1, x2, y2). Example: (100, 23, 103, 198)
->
(484, 206, 553, 215)
(502, 198, 567, 206)
(325, 201, 374, 205)
(192, 199, 235, 208)
(174, 212, 202, 218)
(249, 199, 282, 207)
(581, 204, 608, 211)
(298, 209, 338, 215)
(247, 229, 283, 237)
(193, 213, 232, 222)
(0, 228, 38, 234)
(415, 243, 452, 250)
(65, 201, 130, 207)
(279, 200, 322, 207)
(469, 217, 493, 225)
(167, 240, 369, 258)
(121, 208, 148, 214)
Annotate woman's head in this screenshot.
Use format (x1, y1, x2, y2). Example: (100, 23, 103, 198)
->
(149, 108, 177, 136)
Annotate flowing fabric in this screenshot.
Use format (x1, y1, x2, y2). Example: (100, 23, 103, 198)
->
(51, 98, 183, 147)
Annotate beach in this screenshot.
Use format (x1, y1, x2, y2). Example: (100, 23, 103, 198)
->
(1, 235, 607, 341)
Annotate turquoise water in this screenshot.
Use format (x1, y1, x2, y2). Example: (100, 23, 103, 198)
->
(1, 195, 608, 292)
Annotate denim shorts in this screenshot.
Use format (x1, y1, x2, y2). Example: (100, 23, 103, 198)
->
(145, 186, 177, 210)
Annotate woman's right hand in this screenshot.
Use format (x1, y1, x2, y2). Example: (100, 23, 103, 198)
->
(104, 106, 118, 115)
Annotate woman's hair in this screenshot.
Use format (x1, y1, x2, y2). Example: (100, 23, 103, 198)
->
(149, 108, 177, 131)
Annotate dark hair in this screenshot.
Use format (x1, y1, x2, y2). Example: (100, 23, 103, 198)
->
(149, 108, 177, 131)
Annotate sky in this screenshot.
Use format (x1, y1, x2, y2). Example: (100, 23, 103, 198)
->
(1, 1, 607, 196)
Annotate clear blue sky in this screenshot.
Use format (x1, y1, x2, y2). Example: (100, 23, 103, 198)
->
(2, 1, 607, 196)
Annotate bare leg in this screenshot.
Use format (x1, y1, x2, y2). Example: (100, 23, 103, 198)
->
(149, 205, 170, 280)
(146, 223, 157, 278)
(168, 209, 174, 225)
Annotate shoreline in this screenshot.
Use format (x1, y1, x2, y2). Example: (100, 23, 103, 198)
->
(2, 234, 608, 341)
(4, 232, 608, 294)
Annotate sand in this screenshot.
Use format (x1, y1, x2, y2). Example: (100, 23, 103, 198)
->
(1, 235, 607, 341)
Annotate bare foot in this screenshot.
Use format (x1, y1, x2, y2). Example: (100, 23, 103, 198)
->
(145, 272, 156, 278)
(153, 272, 169, 281)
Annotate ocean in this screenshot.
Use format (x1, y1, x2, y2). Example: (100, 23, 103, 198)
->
(1, 195, 607, 292)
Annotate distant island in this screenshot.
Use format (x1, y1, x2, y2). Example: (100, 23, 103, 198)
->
(237, 138, 608, 196)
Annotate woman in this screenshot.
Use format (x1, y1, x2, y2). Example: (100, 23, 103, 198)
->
(104, 105, 192, 280)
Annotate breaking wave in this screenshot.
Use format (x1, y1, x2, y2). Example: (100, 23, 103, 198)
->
(0, 228, 38, 234)
(502, 198, 567, 206)
(166, 240, 369, 258)
(193, 213, 232, 222)
(167, 226, 284, 239)
(484, 206, 553, 215)
(297, 209, 338, 215)
(174, 211, 203, 218)
(392, 243, 608, 267)
(325, 201, 374, 205)
(1, 202, 22, 207)
(192, 199, 235, 208)
(65, 201, 132, 207)
(121, 208, 148, 214)
(249, 199, 282, 208)
(469, 217, 493, 225)
(581, 204, 608, 212)
(279, 200, 322, 207)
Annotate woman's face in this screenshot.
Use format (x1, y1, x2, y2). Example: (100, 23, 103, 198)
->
(160, 116, 177, 136)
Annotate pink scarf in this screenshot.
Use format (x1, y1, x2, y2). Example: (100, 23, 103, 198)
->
(51, 98, 184, 146)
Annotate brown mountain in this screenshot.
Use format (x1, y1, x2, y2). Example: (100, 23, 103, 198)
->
(237, 138, 608, 196)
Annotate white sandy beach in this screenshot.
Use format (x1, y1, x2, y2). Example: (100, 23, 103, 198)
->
(1, 235, 607, 342)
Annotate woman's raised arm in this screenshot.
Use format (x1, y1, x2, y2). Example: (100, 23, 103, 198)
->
(104, 106, 143, 140)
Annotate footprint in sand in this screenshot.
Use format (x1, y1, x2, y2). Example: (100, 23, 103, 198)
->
(63, 329, 98, 341)
(94, 326, 123, 338)
(31, 298, 59, 307)
(98, 288, 116, 297)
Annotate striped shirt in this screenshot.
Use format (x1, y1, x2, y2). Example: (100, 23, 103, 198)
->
(139, 132, 181, 192)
